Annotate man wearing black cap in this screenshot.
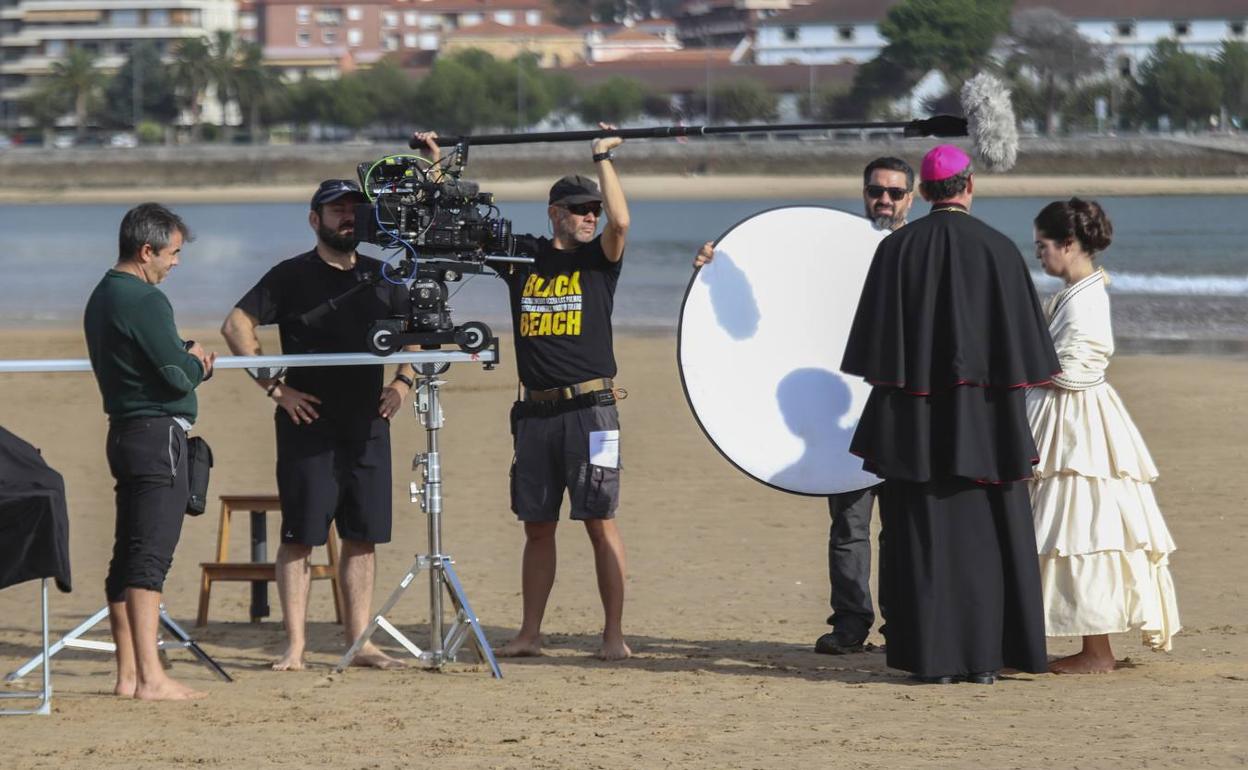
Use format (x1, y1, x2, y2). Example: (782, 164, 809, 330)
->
(414, 125, 633, 660)
(221, 179, 415, 670)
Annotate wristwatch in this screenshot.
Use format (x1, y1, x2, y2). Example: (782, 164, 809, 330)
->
(592, 150, 615, 163)
(393, 373, 414, 388)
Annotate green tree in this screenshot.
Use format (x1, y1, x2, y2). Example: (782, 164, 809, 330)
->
(576, 76, 646, 124)
(103, 42, 179, 130)
(418, 53, 496, 133)
(171, 36, 213, 141)
(234, 42, 285, 141)
(1136, 39, 1222, 130)
(799, 84, 848, 120)
(709, 79, 777, 122)
(323, 73, 379, 136)
(19, 85, 69, 146)
(878, 0, 1011, 93)
(1007, 8, 1106, 135)
(1216, 41, 1248, 125)
(209, 30, 241, 141)
(46, 48, 104, 139)
(833, 56, 916, 119)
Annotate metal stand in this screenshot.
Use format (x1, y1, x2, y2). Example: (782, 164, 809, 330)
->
(1, 579, 51, 715)
(6, 603, 233, 684)
(335, 367, 502, 677)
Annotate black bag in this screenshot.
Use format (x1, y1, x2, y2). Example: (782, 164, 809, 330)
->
(185, 435, 213, 516)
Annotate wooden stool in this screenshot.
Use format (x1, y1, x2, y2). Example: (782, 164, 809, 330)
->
(196, 494, 345, 627)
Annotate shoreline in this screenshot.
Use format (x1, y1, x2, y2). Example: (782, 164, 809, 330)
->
(4, 175, 1248, 204)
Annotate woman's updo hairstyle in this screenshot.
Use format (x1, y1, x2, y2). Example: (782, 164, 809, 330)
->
(1034, 197, 1113, 255)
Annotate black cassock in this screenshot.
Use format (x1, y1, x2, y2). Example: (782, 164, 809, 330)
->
(841, 204, 1059, 677)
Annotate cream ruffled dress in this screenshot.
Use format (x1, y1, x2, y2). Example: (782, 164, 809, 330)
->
(1026, 269, 1180, 650)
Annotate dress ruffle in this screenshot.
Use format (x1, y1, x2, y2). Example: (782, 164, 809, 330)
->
(1027, 384, 1157, 482)
(1038, 549, 1181, 650)
(1031, 472, 1176, 556)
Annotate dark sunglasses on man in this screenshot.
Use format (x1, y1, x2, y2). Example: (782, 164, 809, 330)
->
(864, 185, 910, 202)
(563, 202, 602, 217)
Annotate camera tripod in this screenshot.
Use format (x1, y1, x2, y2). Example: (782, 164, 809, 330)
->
(335, 359, 502, 677)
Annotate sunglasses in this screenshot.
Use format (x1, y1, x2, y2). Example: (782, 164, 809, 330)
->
(563, 202, 602, 217)
(864, 185, 910, 201)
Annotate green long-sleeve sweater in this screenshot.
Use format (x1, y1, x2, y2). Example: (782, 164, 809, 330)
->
(83, 269, 204, 421)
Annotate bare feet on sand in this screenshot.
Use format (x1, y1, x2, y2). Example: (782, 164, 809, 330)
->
(134, 677, 208, 701)
(497, 636, 543, 658)
(271, 646, 306, 671)
(114, 678, 136, 698)
(597, 637, 632, 661)
(1050, 651, 1117, 674)
(349, 643, 407, 670)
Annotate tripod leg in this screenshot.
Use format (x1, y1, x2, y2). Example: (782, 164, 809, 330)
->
(6, 605, 111, 682)
(334, 557, 428, 673)
(157, 608, 233, 682)
(440, 561, 502, 679)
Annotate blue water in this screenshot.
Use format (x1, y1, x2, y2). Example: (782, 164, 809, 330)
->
(3, 197, 1246, 347)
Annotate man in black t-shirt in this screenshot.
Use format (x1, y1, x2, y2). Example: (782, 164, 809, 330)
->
(411, 125, 632, 660)
(221, 179, 414, 671)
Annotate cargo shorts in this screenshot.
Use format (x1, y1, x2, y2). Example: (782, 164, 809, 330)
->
(510, 402, 621, 522)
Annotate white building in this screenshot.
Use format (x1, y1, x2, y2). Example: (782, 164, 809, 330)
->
(0, 0, 237, 128)
(753, 0, 1248, 72)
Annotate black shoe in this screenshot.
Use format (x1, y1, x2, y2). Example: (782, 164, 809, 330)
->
(911, 674, 957, 684)
(814, 632, 866, 655)
(962, 671, 998, 685)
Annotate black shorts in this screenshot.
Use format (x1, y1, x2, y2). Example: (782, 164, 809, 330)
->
(510, 402, 621, 522)
(275, 413, 392, 546)
(105, 416, 189, 602)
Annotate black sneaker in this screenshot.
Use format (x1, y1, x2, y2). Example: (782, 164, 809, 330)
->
(814, 632, 866, 655)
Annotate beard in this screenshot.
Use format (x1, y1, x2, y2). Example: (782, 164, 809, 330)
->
(871, 210, 906, 231)
(318, 222, 358, 253)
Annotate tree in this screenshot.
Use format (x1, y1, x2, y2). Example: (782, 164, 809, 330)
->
(1136, 39, 1222, 130)
(878, 0, 1012, 93)
(103, 42, 179, 130)
(709, 79, 777, 122)
(1216, 41, 1248, 125)
(209, 30, 241, 141)
(171, 36, 214, 141)
(233, 42, 285, 141)
(418, 53, 497, 133)
(800, 84, 849, 120)
(576, 77, 646, 124)
(45, 48, 104, 139)
(19, 85, 69, 146)
(1007, 8, 1106, 134)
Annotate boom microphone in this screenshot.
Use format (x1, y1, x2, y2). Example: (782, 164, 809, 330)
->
(960, 72, 1019, 173)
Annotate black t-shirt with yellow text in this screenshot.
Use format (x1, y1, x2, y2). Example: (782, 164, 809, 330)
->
(503, 234, 621, 390)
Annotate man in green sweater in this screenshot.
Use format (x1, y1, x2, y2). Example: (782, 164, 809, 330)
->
(84, 202, 215, 701)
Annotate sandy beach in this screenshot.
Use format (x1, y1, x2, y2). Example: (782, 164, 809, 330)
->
(1, 328, 1246, 768)
(5, 174, 1248, 205)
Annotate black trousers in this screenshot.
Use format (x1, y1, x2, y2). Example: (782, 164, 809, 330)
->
(877, 477, 1048, 677)
(826, 485, 885, 641)
(104, 417, 188, 603)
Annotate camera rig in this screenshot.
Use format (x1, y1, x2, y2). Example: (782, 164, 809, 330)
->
(349, 142, 532, 356)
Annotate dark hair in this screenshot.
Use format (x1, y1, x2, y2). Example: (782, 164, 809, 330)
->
(918, 167, 972, 202)
(863, 156, 914, 190)
(1034, 197, 1113, 254)
(118, 202, 192, 262)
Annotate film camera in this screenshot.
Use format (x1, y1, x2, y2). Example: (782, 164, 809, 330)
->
(350, 145, 530, 356)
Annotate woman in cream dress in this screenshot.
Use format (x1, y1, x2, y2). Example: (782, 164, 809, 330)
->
(1027, 198, 1180, 674)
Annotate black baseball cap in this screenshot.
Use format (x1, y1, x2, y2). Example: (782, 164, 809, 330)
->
(548, 174, 603, 206)
(311, 179, 364, 209)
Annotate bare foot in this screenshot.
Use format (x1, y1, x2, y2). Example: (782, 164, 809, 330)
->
(1049, 651, 1117, 674)
(497, 636, 543, 658)
(134, 676, 208, 701)
(349, 643, 407, 670)
(271, 646, 306, 671)
(113, 678, 136, 698)
(596, 637, 632, 661)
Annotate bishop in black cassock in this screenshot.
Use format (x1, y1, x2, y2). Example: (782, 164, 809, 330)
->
(841, 145, 1058, 683)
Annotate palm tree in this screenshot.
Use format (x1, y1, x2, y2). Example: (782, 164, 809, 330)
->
(46, 48, 103, 140)
(234, 42, 284, 142)
(209, 30, 240, 141)
(171, 36, 213, 141)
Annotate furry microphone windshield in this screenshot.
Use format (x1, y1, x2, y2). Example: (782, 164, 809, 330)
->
(961, 73, 1019, 173)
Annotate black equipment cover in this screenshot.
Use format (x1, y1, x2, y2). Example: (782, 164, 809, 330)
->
(185, 435, 213, 516)
(841, 207, 1060, 483)
(0, 426, 72, 592)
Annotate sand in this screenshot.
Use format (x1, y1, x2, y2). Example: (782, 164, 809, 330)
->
(1, 329, 1246, 769)
(4, 175, 1248, 205)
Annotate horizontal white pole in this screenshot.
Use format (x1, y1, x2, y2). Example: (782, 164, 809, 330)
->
(0, 350, 498, 374)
